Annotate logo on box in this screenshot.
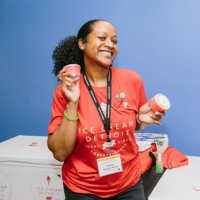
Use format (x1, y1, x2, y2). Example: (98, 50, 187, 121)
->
(0, 170, 12, 200)
(32, 172, 64, 200)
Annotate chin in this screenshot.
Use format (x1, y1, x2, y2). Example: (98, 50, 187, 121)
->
(99, 60, 112, 68)
(100, 63, 112, 68)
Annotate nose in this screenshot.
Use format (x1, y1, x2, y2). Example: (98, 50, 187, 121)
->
(104, 38, 114, 49)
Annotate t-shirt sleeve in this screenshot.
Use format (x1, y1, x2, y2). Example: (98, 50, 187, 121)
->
(138, 78, 148, 109)
(48, 84, 67, 135)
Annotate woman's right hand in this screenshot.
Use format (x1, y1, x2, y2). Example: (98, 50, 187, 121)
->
(47, 70, 80, 162)
(59, 70, 80, 104)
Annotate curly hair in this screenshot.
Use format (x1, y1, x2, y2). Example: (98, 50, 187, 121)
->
(52, 19, 107, 75)
(52, 36, 83, 75)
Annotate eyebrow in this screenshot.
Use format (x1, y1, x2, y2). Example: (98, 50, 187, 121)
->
(98, 32, 117, 37)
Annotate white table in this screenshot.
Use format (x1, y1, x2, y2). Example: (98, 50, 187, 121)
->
(148, 156, 200, 200)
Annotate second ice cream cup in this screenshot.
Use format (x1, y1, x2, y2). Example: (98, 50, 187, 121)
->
(151, 94, 170, 112)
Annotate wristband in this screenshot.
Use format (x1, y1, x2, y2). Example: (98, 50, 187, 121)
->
(64, 110, 79, 121)
(136, 113, 141, 124)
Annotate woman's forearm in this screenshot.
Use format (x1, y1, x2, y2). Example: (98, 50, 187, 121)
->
(135, 113, 148, 131)
(47, 102, 78, 161)
(135, 121, 148, 131)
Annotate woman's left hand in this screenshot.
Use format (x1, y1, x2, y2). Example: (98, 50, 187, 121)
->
(138, 99, 166, 125)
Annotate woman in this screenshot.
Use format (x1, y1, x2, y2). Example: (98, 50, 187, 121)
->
(48, 19, 165, 200)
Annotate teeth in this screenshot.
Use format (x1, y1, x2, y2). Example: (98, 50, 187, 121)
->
(100, 51, 112, 56)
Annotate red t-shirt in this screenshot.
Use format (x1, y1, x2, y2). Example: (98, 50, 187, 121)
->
(48, 67, 148, 198)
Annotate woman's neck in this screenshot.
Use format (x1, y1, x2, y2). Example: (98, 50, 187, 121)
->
(84, 64, 109, 87)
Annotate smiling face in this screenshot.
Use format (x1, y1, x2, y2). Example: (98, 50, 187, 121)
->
(79, 21, 118, 68)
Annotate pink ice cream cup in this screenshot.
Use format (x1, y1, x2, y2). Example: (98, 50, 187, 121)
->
(63, 64, 81, 81)
(151, 94, 170, 112)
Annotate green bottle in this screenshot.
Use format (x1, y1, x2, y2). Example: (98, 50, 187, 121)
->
(156, 153, 163, 173)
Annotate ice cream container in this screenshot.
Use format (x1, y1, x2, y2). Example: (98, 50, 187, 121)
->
(151, 94, 170, 112)
(63, 64, 81, 81)
(134, 133, 169, 155)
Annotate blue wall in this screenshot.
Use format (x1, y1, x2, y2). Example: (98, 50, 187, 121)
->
(1, 0, 200, 156)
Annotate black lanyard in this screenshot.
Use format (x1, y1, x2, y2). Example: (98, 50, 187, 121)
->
(83, 68, 112, 154)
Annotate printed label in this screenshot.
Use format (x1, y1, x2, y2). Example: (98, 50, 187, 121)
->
(0, 170, 12, 200)
(156, 162, 163, 173)
(21, 139, 47, 147)
(134, 133, 165, 140)
(97, 155, 123, 177)
(31, 171, 64, 200)
(156, 94, 170, 109)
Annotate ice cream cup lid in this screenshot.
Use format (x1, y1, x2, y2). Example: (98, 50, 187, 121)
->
(63, 64, 81, 68)
(155, 94, 170, 110)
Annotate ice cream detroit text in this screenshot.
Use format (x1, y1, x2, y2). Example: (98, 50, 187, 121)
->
(78, 120, 135, 157)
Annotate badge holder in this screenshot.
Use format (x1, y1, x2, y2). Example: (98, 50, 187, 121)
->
(97, 154, 123, 177)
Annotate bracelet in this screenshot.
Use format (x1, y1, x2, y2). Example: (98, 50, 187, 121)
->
(136, 113, 141, 124)
(64, 110, 79, 121)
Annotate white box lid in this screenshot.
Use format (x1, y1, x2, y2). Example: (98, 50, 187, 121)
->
(0, 135, 63, 166)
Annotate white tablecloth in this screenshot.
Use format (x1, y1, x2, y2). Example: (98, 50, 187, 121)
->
(149, 156, 200, 200)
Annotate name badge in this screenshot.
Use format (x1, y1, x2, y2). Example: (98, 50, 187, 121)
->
(97, 154, 123, 177)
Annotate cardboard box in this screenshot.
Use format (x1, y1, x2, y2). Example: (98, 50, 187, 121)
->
(134, 133, 168, 156)
(0, 135, 65, 200)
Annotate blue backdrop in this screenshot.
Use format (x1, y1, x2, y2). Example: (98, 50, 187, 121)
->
(0, 0, 200, 156)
